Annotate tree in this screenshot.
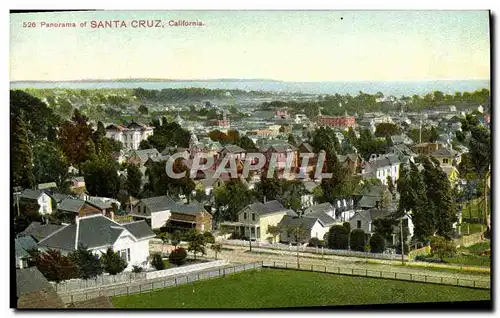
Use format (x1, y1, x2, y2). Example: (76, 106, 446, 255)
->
(387, 176, 395, 196)
(430, 236, 456, 260)
(375, 123, 401, 137)
(100, 248, 127, 275)
(170, 230, 182, 250)
(33, 141, 69, 186)
(159, 232, 169, 253)
(81, 157, 120, 198)
(151, 253, 165, 270)
(11, 111, 35, 189)
(13, 202, 42, 235)
(125, 163, 143, 198)
(34, 249, 79, 283)
(369, 233, 386, 253)
(59, 109, 94, 168)
(236, 136, 257, 151)
(308, 237, 322, 247)
(132, 266, 143, 273)
(210, 243, 222, 260)
(266, 225, 281, 244)
(327, 225, 349, 250)
(214, 179, 255, 222)
(350, 229, 366, 252)
(372, 217, 397, 244)
(287, 134, 297, 146)
(203, 231, 215, 244)
(69, 245, 103, 279)
(138, 105, 149, 115)
(187, 232, 206, 260)
(168, 247, 188, 266)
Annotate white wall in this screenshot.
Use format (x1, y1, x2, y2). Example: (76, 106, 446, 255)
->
(310, 221, 329, 241)
(145, 260, 229, 280)
(38, 193, 53, 215)
(152, 210, 171, 229)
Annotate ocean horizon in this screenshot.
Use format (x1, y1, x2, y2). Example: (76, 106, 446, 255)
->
(10, 79, 490, 97)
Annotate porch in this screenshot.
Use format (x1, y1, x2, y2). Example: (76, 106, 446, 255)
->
(219, 221, 261, 241)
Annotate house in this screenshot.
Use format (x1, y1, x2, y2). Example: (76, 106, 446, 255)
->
(338, 153, 363, 175)
(390, 134, 414, 146)
(57, 198, 109, 220)
(303, 202, 342, 230)
(430, 147, 461, 166)
(131, 195, 213, 231)
(219, 144, 247, 161)
(37, 214, 155, 270)
(362, 154, 401, 185)
(221, 200, 297, 242)
(16, 189, 53, 215)
(16, 267, 65, 308)
(411, 142, 441, 156)
(163, 200, 213, 233)
(37, 182, 57, 190)
(301, 180, 320, 208)
(278, 215, 328, 243)
(356, 185, 387, 210)
(358, 119, 376, 135)
(127, 148, 160, 166)
(261, 142, 299, 171)
(106, 121, 154, 150)
(316, 115, 356, 129)
(15, 236, 37, 269)
(20, 222, 66, 242)
(130, 195, 175, 229)
(68, 176, 86, 194)
(349, 208, 414, 242)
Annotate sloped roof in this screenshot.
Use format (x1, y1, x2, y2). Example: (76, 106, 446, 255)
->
(50, 193, 72, 203)
(58, 198, 86, 213)
(16, 268, 64, 309)
(303, 181, 319, 193)
(222, 144, 246, 154)
(279, 215, 321, 231)
(367, 154, 401, 169)
(38, 215, 154, 251)
(122, 221, 156, 239)
(353, 208, 394, 222)
(299, 142, 314, 153)
(19, 189, 46, 200)
(68, 296, 114, 308)
(15, 236, 38, 259)
(139, 195, 177, 213)
(242, 200, 288, 216)
(37, 182, 57, 190)
(431, 147, 458, 157)
(86, 200, 112, 210)
(21, 222, 66, 242)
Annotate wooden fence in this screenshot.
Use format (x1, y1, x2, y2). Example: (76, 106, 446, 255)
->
(59, 262, 263, 304)
(261, 261, 490, 290)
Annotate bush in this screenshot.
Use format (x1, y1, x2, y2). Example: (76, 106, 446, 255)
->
(414, 255, 427, 262)
(151, 253, 165, 270)
(100, 248, 127, 275)
(132, 265, 143, 273)
(203, 231, 215, 244)
(430, 235, 456, 260)
(169, 247, 188, 266)
(350, 229, 366, 252)
(308, 237, 322, 247)
(327, 225, 349, 249)
(368, 233, 386, 253)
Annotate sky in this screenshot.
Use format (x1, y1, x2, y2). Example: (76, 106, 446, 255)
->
(10, 10, 490, 82)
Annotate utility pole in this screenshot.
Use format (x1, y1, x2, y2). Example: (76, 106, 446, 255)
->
(16, 193, 20, 217)
(400, 216, 405, 266)
(296, 209, 304, 268)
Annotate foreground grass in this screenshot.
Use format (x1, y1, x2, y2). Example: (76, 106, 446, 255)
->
(111, 269, 490, 308)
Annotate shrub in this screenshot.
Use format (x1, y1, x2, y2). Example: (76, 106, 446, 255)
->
(132, 265, 143, 273)
(100, 248, 127, 275)
(414, 255, 427, 262)
(169, 247, 188, 266)
(327, 225, 349, 249)
(430, 235, 456, 260)
(350, 229, 366, 252)
(203, 231, 215, 244)
(308, 237, 321, 247)
(151, 253, 165, 270)
(368, 233, 386, 253)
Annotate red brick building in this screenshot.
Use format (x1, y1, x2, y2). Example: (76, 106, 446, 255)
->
(316, 115, 356, 129)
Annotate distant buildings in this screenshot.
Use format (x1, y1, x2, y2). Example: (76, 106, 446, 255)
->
(105, 122, 153, 150)
(316, 115, 356, 129)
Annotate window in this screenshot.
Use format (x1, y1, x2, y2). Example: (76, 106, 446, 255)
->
(143, 206, 147, 214)
(244, 212, 247, 220)
(357, 220, 362, 229)
(252, 213, 256, 221)
(443, 158, 449, 164)
(119, 249, 130, 262)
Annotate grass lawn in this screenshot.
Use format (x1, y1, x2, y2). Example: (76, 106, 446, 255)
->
(460, 241, 490, 254)
(460, 222, 484, 235)
(444, 254, 490, 267)
(111, 269, 490, 308)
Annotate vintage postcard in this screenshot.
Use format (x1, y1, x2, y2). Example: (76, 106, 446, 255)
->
(10, 10, 491, 310)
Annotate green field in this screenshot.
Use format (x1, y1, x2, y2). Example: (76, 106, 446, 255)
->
(111, 269, 490, 308)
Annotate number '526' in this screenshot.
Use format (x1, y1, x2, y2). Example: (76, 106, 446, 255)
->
(23, 22, 36, 27)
